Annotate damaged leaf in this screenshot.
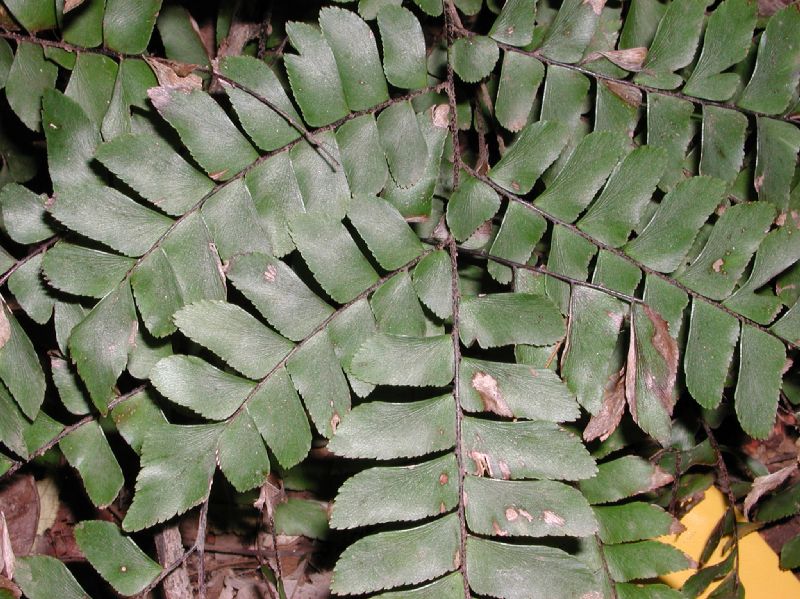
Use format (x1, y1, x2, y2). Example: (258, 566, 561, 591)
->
(743, 464, 798, 519)
(625, 304, 679, 445)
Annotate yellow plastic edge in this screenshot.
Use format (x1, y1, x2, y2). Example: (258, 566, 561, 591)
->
(657, 486, 800, 598)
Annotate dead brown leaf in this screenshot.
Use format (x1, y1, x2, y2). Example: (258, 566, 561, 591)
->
(471, 372, 513, 417)
(744, 463, 798, 519)
(432, 104, 450, 129)
(648, 466, 675, 492)
(669, 518, 687, 535)
(145, 58, 203, 95)
(583, 0, 607, 16)
(218, 22, 263, 59)
(645, 305, 679, 415)
(584, 368, 627, 442)
(0, 513, 14, 578)
(585, 47, 648, 71)
(0, 475, 38, 557)
(63, 0, 86, 13)
(626, 305, 678, 424)
(0, 306, 11, 351)
(603, 80, 642, 108)
(758, 0, 794, 16)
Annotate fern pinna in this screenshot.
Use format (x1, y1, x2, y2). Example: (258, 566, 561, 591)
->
(0, 0, 797, 597)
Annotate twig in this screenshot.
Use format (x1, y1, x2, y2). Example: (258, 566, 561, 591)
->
(143, 534, 196, 599)
(255, 480, 285, 599)
(257, 3, 272, 60)
(668, 450, 683, 516)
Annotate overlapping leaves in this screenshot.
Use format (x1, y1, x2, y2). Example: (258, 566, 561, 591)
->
(0, 0, 797, 598)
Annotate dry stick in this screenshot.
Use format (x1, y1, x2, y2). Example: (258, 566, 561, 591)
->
(1, 384, 147, 480)
(257, 481, 285, 599)
(463, 164, 800, 353)
(196, 482, 213, 599)
(146, 530, 196, 599)
(257, 3, 272, 60)
(667, 451, 683, 517)
(702, 421, 742, 589)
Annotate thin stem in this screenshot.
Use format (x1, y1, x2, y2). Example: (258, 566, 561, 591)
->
(443, 1, 462, 190)
(127, 82, 444, 280)
(595, 535, 619, 599)
(702, 421, 741, 588)
(0, 236, 59, 287)
(260, 481, 285, 598)
(498, 43, 799, 125)
(196, 482, 213, 599)
(0, 29, 122, 59)
(227, 249, 435, 424)
(464, 164, 800, 352)
(447, 238, 470, 598)
(1, 384, 146, 480)
(457, 247, 644, 305)
(206, 67, 340, 168)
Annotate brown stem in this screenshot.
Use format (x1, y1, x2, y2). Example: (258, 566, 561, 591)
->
(443, 1, 462, 190)
(498, 43, 799, 125)
(457, 246, 644, 305)
(702, 421, 742, 588)
(196, 483, 213, 599)
(1, 384, 146, 480)
(595, 535, 619, 599)
(464, 164, 800, 353)
(227, 248, 436, 424)
(447, 238, 470, 599)
(0, 236, 59, 287)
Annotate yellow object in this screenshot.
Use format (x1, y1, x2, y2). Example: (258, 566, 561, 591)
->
(658, 486, 800, 598)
